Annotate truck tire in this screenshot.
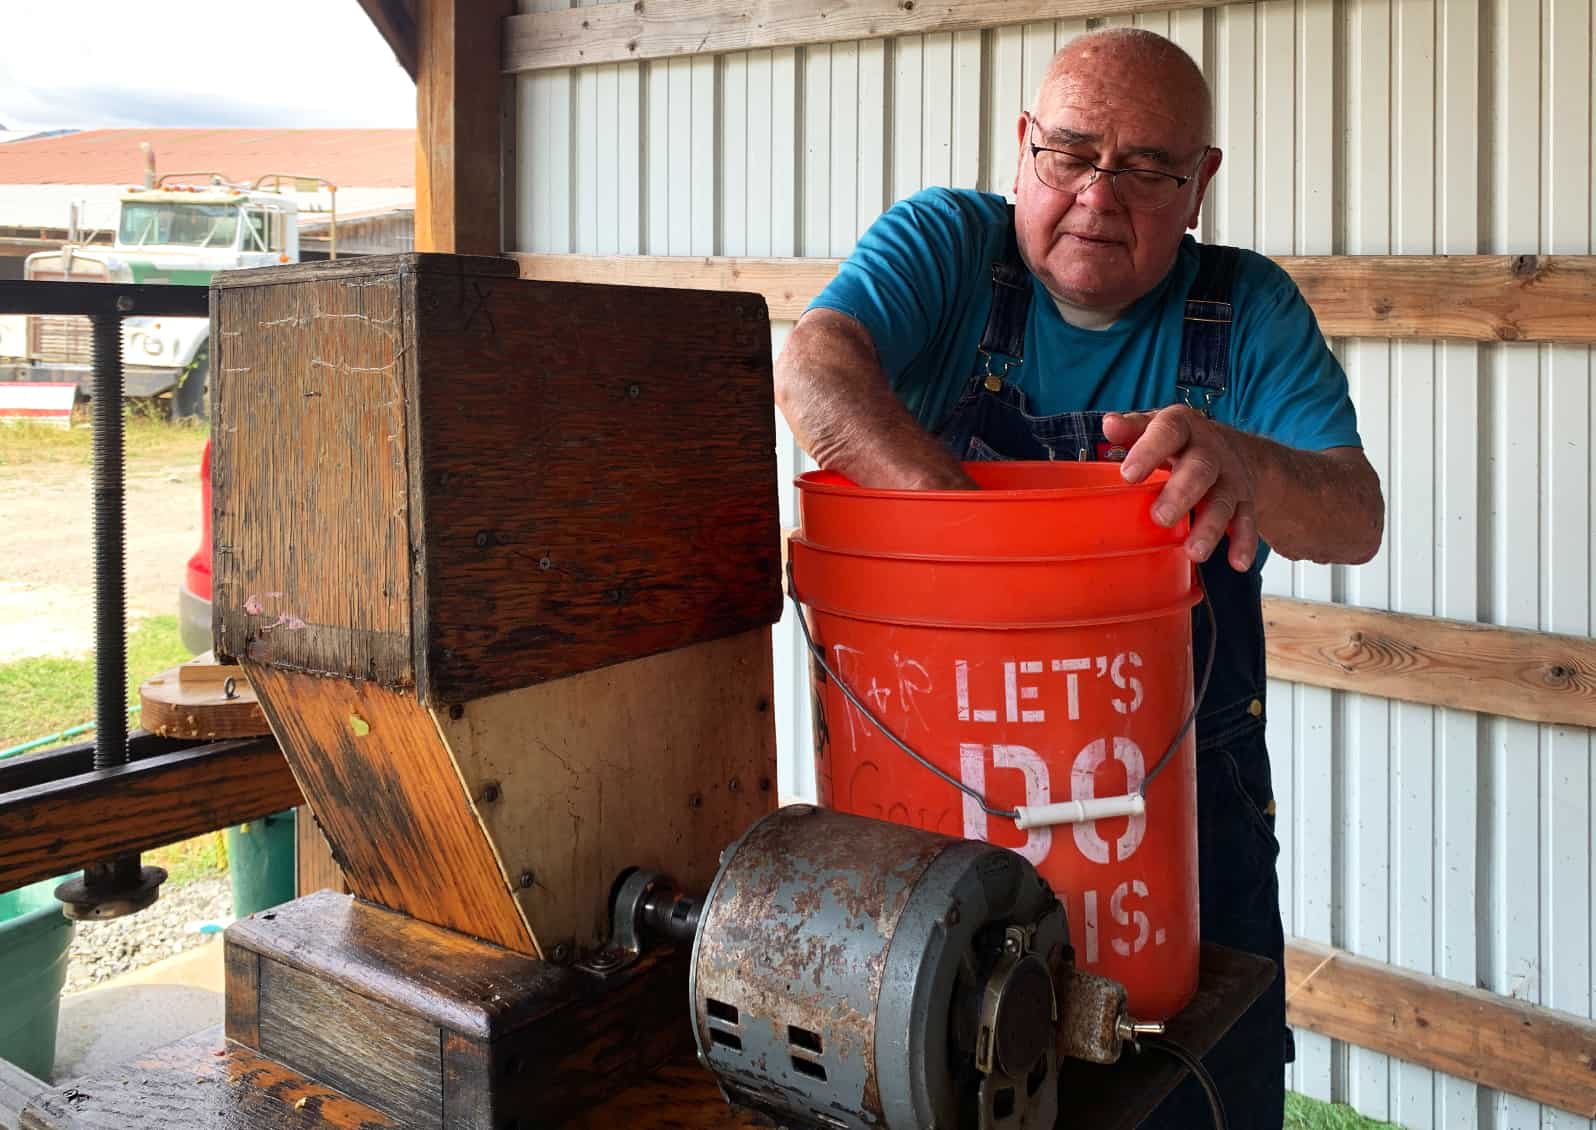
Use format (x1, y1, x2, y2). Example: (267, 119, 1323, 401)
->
(173, 338, 210, 421)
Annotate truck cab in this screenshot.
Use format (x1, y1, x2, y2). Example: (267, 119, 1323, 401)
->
(3, 177, 321, 418)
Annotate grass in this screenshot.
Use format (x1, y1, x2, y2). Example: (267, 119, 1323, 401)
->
(0, 614, 193, 751)
(1287, 1093, 1402, 1130)
(0, 412, 207, 469)
(146, 830, 229, 886)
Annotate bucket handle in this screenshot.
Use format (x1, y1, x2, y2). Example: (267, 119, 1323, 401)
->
(786, 560, 1216, 831)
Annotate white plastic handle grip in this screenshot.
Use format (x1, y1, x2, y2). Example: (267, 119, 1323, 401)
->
(1012, 793, 1147, 830)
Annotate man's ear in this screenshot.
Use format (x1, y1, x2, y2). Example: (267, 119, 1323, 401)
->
(1013, 111, 1032, 196)
(1185, 146, 1223, 229)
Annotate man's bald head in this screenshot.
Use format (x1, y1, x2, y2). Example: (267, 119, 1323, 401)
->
(1037, 28, 1213, 147)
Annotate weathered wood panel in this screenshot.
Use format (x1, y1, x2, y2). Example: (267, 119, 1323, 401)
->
(19, 1031, 399, 1130)
(514, 252, 1596, 344)
(0, 738, 301, 893)
(503, 0, 1235, 73)
(294, 805, 348, 896)
(259, 958, 444, 1126)
(223, 943, 260, 1049)
(245, 663, 536, 954)
(214, 255, 783, 705)
(211, 265, 417, 685)
(1263, 596, 1596, 729)
(408, 269, 781, 703)
(1286, 940, 1596, 1118)
(436, 628, 778, 952)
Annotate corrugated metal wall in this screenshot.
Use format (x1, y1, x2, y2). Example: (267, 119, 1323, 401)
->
(510, 2, 1595, 1126)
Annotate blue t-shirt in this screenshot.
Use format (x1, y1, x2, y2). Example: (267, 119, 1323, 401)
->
(809, 187, 1362, 455)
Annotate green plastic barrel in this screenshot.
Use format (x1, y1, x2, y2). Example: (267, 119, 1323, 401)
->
(0, 876, 76, 1079)
(224, 809, 296, 918)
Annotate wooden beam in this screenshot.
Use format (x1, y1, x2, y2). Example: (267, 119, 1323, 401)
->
(415, 0, 511, 254)
(1263, 597, 1596, 730)
(0, 738, 302, 893)
(355, 0, 419, 81)
(1286, 939, 1596, 1118)
(513, 253, 1596, 344)
(504, 0, 1232, 73)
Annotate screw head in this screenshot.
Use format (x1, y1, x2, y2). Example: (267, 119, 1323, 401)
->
(518, 869, 535, 889)
(727, 777, 740, 793)
(474, 530, 491, 548)
(448, 704, 464, 720)
(114, 295, 134, 313)
(538, 556, 553, 570)
(481, 782, 501, 804)
(688, 793, 703, 810)
(551, 942, 572, 963)
(626, 383, 641, 399)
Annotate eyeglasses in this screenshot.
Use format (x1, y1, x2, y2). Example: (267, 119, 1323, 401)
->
(1028, 123, 1209, 212)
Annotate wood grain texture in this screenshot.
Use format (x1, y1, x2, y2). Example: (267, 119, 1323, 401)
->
(245, 664, 537, 954)
(409, 269, 782, 704)
(1263, 596, 1596, 729)
(436, 628, 778, 953)
(139, 664, 270, 740)
(223, 943, 260, 1049)
(214, 255, 783, 703)
(259, 957, 444, 1126)
(416, 0, 512, 255)
(226, 891, 692, 1126)
(19, 1031, 398, 1130)
(211, 266, 416, 685)
(1286, 939, 1596, 1117)
(503, 0, 1229, 73)
(0, 738, 301, 893)
(294, 805, 349, 896)
(514, 252, 1596, 344)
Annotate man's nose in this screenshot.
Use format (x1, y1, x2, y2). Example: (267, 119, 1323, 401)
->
(1074, 169, 1122, 211)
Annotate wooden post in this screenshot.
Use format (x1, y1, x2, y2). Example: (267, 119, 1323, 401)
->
(415, 0, 512, 255)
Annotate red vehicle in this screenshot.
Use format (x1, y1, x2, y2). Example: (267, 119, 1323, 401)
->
(178, 439, 213, 655)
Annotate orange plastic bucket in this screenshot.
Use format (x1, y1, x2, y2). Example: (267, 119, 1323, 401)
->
(791, 462, 1200, 1019)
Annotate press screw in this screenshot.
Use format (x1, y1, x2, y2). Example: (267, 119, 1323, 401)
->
(518, 869, 535, 889)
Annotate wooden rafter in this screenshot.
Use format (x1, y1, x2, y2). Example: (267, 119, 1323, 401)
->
(355, 0, 419, 81)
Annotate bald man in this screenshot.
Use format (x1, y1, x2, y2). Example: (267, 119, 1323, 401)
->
(776, 28, 1383, 1130)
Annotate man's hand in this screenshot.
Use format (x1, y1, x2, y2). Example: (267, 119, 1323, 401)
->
(1105, 406, 1259, 569)
(1104, 406, 1384, 569)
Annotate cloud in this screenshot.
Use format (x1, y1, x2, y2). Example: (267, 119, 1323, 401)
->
(0, 85, 308, 130)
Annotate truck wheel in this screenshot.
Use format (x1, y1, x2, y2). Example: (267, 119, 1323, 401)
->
(173, 339, 210, 421)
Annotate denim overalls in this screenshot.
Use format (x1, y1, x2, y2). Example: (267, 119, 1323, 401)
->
(935, 220, 1292, 1130)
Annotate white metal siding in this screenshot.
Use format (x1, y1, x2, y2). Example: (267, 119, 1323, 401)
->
(511, 3, 1595, 1125)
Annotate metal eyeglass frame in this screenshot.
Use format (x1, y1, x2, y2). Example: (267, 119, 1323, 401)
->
(1026, 119, 1210, 212)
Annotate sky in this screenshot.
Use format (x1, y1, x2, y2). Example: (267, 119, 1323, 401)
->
(0, 1, 416, 132)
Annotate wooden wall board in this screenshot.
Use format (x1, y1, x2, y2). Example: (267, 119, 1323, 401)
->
(513, 252, 1596, 344)
(0, 738, 301, 893)
(502, 0, 1233, 74)
(436, 627, 778, 953)
(1286, 939, 1596, 1118)
(245, 663, 537, 955)
(1263, 596, 1596, 730)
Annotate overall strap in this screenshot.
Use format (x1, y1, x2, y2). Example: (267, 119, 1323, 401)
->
(1177, 243, 1241, 416)
(976, 205, 1033, 373)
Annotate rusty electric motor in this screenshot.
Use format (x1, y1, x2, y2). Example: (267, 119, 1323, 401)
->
(687, 805, 1070, 1130)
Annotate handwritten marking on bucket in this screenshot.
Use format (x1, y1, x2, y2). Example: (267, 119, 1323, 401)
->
(792, 462, 1202, 1019)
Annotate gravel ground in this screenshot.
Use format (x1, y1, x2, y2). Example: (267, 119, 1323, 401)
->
(62, 876, 232, 995)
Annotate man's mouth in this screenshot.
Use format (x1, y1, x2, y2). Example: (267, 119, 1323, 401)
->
(1063, 231, 1123, 245)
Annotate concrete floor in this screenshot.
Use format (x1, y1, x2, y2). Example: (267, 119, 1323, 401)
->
(51, 936, 225, 1084)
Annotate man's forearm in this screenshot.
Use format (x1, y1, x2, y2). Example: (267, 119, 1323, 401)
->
(1230, 430, 1384, 565)
(774, 310, 971, 490)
